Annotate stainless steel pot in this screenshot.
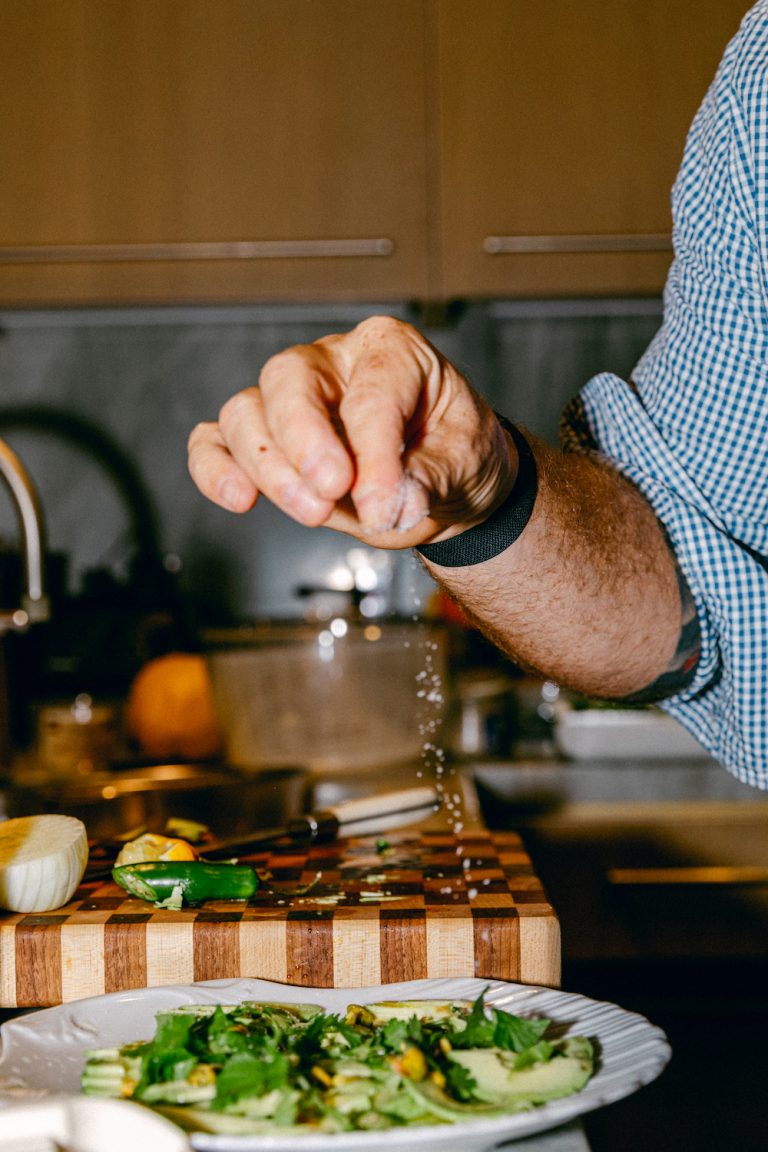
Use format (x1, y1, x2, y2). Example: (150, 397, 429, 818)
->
(204, 619, 447, 776)
(6, 763, 308, 841)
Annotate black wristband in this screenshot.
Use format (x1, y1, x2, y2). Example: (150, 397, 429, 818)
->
(416, 416, 537, 568)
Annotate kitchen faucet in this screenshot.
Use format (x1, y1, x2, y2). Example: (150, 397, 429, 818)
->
(0, 436, 49, 633)
(0, 436, 49, 768)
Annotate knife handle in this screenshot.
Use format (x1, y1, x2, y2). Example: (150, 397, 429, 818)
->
(296, 785, 440, 841)
(328, 785, 439, 825)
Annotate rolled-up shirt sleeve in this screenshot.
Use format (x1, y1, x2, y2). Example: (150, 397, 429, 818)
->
(560, 1, 768, 789)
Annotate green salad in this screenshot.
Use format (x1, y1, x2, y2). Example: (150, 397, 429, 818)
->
(81, 993, 594, 1136)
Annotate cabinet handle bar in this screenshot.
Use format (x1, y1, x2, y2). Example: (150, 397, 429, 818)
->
(484, 233, 672, 255)
(608, 865, 768, 887)
(0, 239, 395, 264)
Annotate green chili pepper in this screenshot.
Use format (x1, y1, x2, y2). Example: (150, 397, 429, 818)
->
(112, 861, 259, 906)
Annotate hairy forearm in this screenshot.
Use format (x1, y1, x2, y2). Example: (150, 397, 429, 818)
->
(421, 434, 683, 699)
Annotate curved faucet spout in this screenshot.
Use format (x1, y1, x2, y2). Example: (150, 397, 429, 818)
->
(0, 436, 50, 632)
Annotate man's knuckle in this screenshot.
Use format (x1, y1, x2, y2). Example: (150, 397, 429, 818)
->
(356, 315, 404, 342)
(259, 347, 309, 394)
(186, 422, 207, 452)
(218, 389, 254, 430)
(186, 445, 211, 489)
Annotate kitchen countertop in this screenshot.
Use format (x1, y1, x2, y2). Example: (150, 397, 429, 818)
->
(469, 755, 768, 818)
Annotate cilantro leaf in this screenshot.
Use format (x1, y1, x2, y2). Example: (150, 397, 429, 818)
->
(444, 1058, 478, 1101)
(205, 1005, 251, 1056)
(492, 1008, 550, 1053)
(134, 1046, 198, 1098)
(448, 992, 551, 1054)
(450, 992, 495, 1048)
(151, 1012, 196, 1053)
(380, 1018, 409, 1052)
(213, 1050, 290, 1107)
(513, 1039, 554, 1069)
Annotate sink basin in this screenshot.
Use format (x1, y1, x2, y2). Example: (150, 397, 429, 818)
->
(3, 763, 309, 842)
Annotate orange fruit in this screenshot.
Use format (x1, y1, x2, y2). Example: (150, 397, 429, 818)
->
(125, 652, 222, 761)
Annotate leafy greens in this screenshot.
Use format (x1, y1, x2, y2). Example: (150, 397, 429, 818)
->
(81, 991, 594, 1136)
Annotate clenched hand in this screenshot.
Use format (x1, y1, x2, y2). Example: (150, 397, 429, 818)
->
(187, 316, 515, 549)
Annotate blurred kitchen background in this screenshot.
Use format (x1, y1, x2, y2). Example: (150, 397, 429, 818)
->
(2, 4, 767, 1148)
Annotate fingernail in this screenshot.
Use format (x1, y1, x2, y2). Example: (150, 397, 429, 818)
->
(356, 485, 403, 534)
(219, 479, 245, 510)
(283, 481, 330, 524)
(397, 475, 429, 532)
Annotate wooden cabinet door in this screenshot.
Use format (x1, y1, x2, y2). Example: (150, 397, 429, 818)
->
(0, 0, 430, 305)
(435, 0, 751, 298)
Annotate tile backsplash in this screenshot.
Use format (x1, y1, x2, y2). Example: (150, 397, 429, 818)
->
(0, 298, 661, 624)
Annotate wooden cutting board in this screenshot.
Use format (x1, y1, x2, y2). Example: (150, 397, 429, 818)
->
(0, 830, 560, 1008)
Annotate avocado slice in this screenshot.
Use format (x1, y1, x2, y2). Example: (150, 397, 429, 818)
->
(364, 999, 469, 1024)
(448, 1037, 594, 1106)
(403, 1078, 511, 1122)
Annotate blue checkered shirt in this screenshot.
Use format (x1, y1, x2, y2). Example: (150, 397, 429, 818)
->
(562, 2, 768, 789)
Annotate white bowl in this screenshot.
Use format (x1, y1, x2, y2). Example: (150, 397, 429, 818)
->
(0, 1096, 189, 1152)
(555, 705, 710, 761)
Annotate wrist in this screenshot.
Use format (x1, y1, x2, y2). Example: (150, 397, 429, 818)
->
(416, 415, 537, 568)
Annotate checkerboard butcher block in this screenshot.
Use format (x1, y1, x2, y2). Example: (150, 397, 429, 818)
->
(0, 830, 560, 1007)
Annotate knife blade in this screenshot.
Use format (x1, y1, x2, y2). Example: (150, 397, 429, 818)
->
(200, 784, 440, 859)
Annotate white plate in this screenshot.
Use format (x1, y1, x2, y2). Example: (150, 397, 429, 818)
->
(0, 977, 671, 1152)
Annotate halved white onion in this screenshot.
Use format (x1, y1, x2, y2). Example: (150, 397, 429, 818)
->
(0, 814, 89, 912)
